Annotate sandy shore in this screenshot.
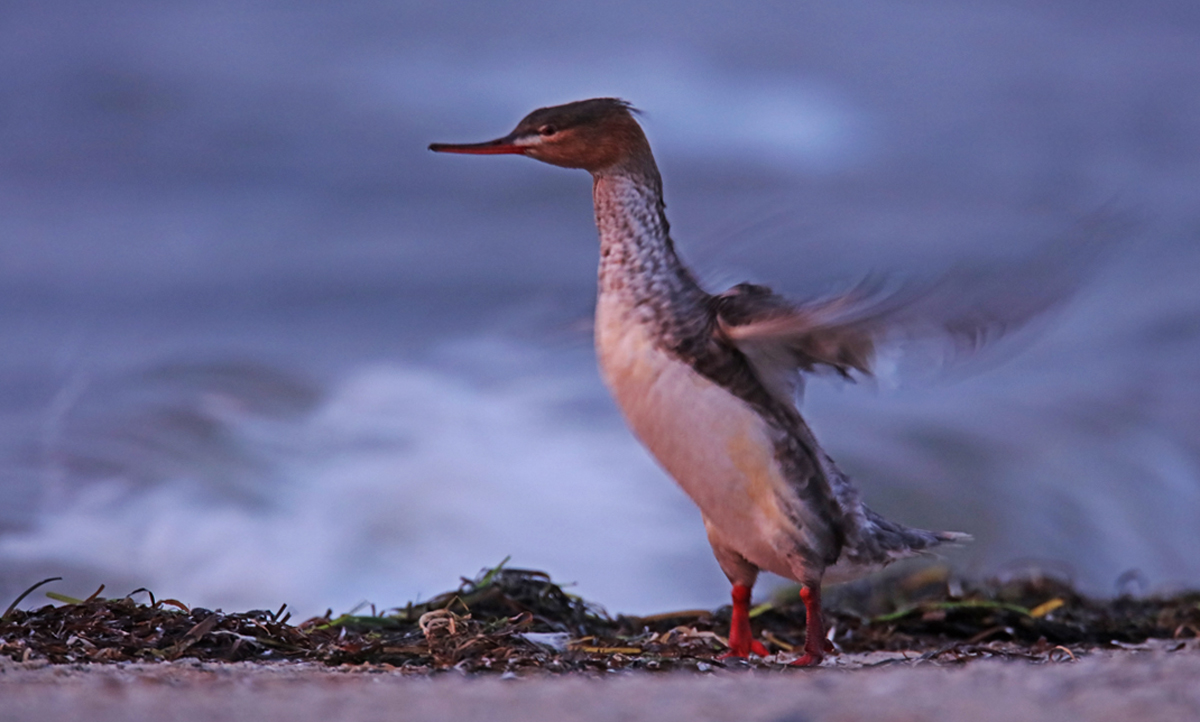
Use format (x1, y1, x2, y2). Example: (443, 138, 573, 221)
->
(3, 643, 1198, 722)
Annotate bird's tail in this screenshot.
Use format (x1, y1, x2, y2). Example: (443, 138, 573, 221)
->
(855, 507, 972, 563)
(932, 530, 973, 546)
(824, 508, 972, 585)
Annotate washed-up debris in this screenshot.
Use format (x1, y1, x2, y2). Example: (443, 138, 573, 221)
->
(1, 561, 1197, 672)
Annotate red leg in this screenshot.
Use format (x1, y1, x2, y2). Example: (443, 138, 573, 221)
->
(717, 584, 770, 659)
(788, 585, 825, 667)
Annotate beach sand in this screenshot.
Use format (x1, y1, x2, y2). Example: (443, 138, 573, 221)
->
(3, 642, 1197, 722)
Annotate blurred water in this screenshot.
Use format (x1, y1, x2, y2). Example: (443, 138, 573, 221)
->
(1, 0, 1199, 615)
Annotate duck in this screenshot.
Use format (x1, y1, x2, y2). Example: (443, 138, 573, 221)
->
(430, 98, 971, 665)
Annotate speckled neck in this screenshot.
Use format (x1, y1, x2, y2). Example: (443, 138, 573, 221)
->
(592, 164, 706, 334)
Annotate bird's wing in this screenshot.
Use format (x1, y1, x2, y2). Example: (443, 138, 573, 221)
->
(713, 281, 876, 374)
(711, 240, 1103, 403)
(711, 281, 879, 402)
(710, 209, 1132, 399)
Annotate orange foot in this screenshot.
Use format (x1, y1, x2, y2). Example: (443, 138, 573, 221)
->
(786, 585, 826, 667)
(718, 583, 770, 659)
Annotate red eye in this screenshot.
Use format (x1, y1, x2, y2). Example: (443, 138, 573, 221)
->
(538, 125, 557, 137)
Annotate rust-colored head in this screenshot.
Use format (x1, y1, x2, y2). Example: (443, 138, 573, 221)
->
(429, 98, 653, 175)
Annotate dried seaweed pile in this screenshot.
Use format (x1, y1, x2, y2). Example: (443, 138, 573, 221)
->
(2, 564, 1197, 672)
(776, 568, 1200, 664)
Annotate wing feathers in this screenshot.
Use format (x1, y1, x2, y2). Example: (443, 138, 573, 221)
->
(712, 282, 879, 388)
(706, 209, 1127, 402)
(711, 242, 1099, 399)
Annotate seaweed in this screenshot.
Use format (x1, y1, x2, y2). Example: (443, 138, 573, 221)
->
(2, 562, 1197, 672)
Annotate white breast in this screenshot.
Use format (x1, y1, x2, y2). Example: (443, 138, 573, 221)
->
(594, 293, 800, 578)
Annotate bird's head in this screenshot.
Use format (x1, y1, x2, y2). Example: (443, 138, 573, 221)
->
(429, 98, 652, 175)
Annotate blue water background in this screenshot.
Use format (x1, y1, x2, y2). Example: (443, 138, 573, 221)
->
(1, 0, 1198, 614)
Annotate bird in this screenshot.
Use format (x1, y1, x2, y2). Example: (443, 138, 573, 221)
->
(429, 98, 977, 666)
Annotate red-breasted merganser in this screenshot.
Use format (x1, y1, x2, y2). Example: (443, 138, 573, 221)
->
(430, 98, 969, 666)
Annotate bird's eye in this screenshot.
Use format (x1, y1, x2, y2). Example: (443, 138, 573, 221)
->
(538, 125, 557, 137)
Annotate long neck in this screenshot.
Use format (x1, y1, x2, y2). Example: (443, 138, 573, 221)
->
(592, 163, 706, 324)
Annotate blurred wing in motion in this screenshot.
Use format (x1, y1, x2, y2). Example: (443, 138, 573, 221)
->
(712, 211, 1127, 402)
(712, 281, 877, 402)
